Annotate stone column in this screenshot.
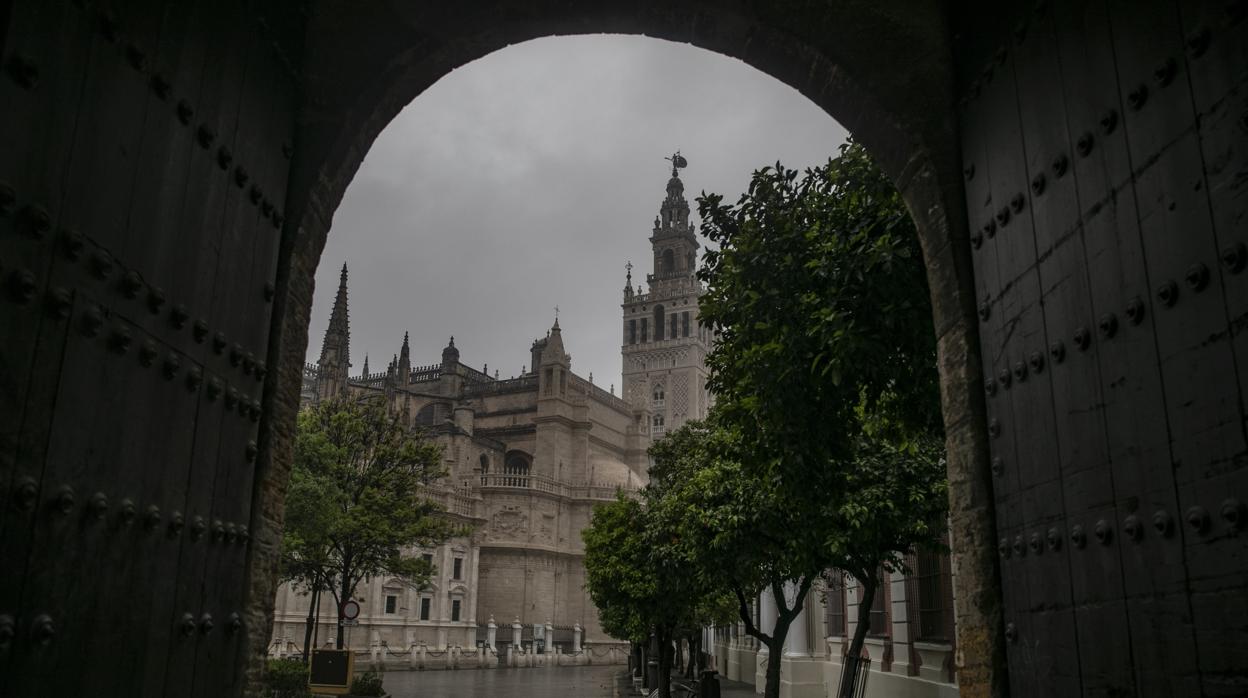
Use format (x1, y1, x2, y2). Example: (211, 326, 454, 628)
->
(545, 619, 554, 656)
(512, 618, 522, 649)
(487, 616, 497, 652)
(784, 582, 809, 657)
(756, 588, 778, 691)
(572, 623, 582, 653)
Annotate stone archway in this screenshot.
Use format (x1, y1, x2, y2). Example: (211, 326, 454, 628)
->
(264, 3, 998, 696)
(14, 2, 1245, 697)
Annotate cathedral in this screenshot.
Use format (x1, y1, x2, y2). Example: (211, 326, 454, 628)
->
(269, 157, 710, 655)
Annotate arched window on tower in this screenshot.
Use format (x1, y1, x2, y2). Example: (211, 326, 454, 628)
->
(654, 305, 666, 341)
(662, 248, 675, 275)
(651, 414, 665, 437)
(479, 454, 490, 474)
(652, 384, 664, 406)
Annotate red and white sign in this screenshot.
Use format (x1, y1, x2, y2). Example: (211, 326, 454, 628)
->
(340, 600, 360, 621)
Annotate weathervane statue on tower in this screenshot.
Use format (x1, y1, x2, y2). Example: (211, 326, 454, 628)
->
(664, 150, 688, 177)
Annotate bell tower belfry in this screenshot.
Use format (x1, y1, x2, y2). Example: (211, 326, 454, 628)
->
(620, 153, 712, 440)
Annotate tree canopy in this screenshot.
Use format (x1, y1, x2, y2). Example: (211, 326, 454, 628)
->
(281, 395, 455, 648)
(687, 141, 948, 696)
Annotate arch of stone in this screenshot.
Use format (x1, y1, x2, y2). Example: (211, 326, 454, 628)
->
(1, 2, 1244, 697)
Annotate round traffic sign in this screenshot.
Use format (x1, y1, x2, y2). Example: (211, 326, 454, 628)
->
(341, 600, 360, 620)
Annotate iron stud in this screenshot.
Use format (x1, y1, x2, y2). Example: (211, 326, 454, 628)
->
(196, 124, 216, 149)
(1125, 297, 1145, 325)
(108, 326, 132, 355)
(1028, 351, 1044, 373)
(1127, 85, 1148, 111)
(995, 206, 1010, 227)
(176, 100, 194, 125)
(193, 319, 208, 343)
(1031, 172, 1046, 196)
(16, 204, 50, 239)
(217, 146, 232, 170)
(11, 476, 37, 511)
(1046, 527, 1062, 551)
(1157, 280, 1178, 307)
(1186, 27, 1211, 58)
(1073, 327, 1091, 351)
(30, 615, 54, 647)
(163, 353, 181, 380)
(0, 615, 14, 650)
(1012, 361, 1027, 382)
(213, 331, 227, 354)
(1123, 515, 1142, 542)
(1076, 132, 1094, 157)
(169, 304, 189, 329)
(1220, 242, 1246, 274)
(1049, 341, 1066, 363)
(200, 613, 214, 635)
(1005, 623, 1017, 643)
(1070, 524, 1086, 549)
(1152, 510, 1173, 536)
(1185, 262, 1210, 292)
(80, 306, 104, 337)
(120, 271, 143, 299)
(998, 367, 1012, 389)
(1098, 313, 1118, 339)
(90, 250, 114, 280)
(62, 229, 85, 260)
(1010, 192, 1025, 214)
(144, 505, 162, 531)
(147, 286, 166, 314)
(5, 53, 39, 90)
(1100, 108, 1120, 134)
(138, 340, 158, 368)
(1051, 154, 1068, 178)
(1187, 505, 1210, 534)
(1221, 499, 1243, 534)
(180, 613, 196, 637)
(8, 269, 37, 304)
(185, 367, 202, 391)
(991, 457, 1003, 476)
(89, 492, 108, 521)
(41, 284, 67, 322)
(1094, 519, 1112, 545)
(119, 499, 136, 525)
(1153, 58, 1177, 87)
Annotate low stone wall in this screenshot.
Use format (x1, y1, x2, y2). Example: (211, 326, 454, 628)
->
(270, 642, 629, 672)
(711, 640, 959, 697)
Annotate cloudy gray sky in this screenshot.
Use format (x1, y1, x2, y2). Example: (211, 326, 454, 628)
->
(308, 34, 847, 389)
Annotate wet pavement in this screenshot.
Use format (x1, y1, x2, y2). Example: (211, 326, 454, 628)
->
(378, 664, 626, 697)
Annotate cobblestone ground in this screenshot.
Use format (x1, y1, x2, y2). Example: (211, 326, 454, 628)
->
(378, 664, 625, 697)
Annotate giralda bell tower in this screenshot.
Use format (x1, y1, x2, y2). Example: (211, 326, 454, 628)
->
(620, 152, 712, 441)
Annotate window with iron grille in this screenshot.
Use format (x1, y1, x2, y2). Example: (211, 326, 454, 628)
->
(419, 597, 431, 621)
(866, 572, 888, 637)
(451, 599, 462, 622)
(824, 572, 847, 637)
(915, 548, 954, 642)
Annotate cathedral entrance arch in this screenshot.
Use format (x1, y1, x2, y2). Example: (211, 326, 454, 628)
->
(3, 2, 1245, 697)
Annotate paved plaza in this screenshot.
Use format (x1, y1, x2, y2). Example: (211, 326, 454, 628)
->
(378, 665, 624, 697)
(363, 666, 758, 697)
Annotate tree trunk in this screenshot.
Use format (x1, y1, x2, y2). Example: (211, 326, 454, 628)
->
(840, 577, 877, 698)
(763, 631, 786, 698)
(336, 569, 351, 649)
(302, 586, 320, 662)
(657, 628, 674, 698)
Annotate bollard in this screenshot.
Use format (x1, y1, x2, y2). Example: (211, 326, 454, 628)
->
(699, 669, 721, 698)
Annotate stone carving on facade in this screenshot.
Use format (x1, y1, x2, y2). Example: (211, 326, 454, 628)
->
(490, 507, 528, 539)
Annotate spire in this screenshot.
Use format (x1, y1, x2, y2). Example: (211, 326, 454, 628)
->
(362, 354, 369, 376)
(398, 331, 411, 383)
(624, 261, 634, 300)
(319, 263, 351, 369)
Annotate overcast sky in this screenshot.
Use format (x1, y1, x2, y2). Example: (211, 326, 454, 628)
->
(308, 34, 848, 390)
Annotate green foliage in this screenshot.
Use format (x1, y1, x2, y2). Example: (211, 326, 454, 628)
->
(583, 488, 735, 698)
(281, 395, 455, 644)
(262, 658, 310, 698)
(683, 141, 949, 696)
(697, 140, 941, 479)
(349, 671, 387, 697)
